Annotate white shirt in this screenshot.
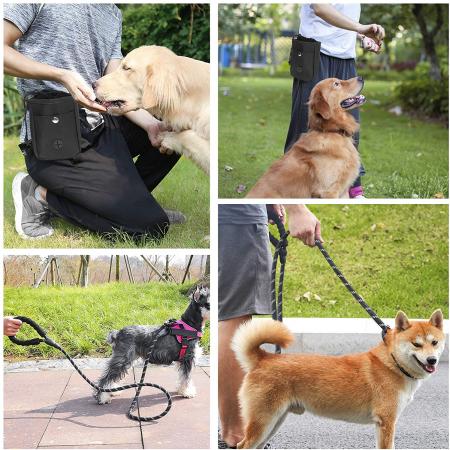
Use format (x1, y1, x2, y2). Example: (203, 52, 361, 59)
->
(300, 3, 361, 59)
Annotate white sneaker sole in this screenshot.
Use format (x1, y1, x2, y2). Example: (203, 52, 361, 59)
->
(12, 172, 53, 240)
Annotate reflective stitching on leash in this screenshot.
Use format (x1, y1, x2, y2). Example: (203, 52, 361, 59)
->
(314, 240, 390, 340)
(269, 217, 289, 354)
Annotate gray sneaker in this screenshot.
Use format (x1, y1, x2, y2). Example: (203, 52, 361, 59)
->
(12, 172, 54, 239)
(164, 208, 186, 224)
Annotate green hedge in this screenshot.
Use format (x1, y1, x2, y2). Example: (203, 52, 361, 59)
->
(394, 63, 448, 119)
(119, 4, 210, 62)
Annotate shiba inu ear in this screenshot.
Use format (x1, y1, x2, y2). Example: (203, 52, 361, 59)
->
(395, 310, 411, 331)
(429, 309, 444, 330)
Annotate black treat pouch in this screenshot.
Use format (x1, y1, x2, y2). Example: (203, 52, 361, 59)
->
(25, 92, 82, 160)
(289, 35, 321, 82)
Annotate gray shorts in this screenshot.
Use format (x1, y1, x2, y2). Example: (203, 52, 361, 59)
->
(218, 223, 272, 321)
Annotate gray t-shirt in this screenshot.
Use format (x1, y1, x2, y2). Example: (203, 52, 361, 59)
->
(4, 3, 122, 140)
(218, 205, 268, 225)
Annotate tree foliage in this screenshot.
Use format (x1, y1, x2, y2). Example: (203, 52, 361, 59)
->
(119, 4, 210, 62)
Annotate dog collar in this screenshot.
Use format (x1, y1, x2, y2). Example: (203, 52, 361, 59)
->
(390, 353, 416, 379)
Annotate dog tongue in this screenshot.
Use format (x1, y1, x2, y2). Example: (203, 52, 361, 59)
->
(425, 364, 436, 373)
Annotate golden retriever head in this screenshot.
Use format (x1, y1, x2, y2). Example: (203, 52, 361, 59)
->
(94, 45, 186, 115)
(308, 77, 365, 136)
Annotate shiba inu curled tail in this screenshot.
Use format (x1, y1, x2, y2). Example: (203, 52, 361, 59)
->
(232, 311, 445, 449)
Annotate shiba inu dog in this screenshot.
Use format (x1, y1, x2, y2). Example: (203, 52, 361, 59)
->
(232, 310, 445, 449)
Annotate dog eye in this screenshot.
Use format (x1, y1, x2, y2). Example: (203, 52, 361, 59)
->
(432, 340, 438, 346)
(412, 342, 422, 348)
(122, 65, 131, 71)
(333, 81, 340, 87)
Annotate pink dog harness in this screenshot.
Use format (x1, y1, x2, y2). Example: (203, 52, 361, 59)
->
(168, 320, 202, 361)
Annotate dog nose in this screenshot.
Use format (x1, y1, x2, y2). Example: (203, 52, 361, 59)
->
(427, 357, 437, 365)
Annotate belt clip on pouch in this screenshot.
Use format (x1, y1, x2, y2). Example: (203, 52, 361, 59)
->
(26, 93, 82, 160)
(289, 35, 321, 81)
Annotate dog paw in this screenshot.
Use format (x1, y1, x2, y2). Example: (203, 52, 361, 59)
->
(159, 132, 178, 155)
(178, 386, 196, 398)
(96, 392, 112, 405)
(159, 144, 174, 155)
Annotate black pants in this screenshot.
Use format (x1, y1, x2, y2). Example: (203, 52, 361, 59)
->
(284, 52, 365, 185)
(25, 115, 180, 239)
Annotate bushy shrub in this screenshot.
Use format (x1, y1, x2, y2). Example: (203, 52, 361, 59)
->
(119, 4, 210, 62)
(394, 62, 448, 120)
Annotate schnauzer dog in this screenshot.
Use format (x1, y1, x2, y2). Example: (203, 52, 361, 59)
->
(95, 285, 210, 404)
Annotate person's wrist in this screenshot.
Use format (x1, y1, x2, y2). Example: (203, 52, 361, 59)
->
(356, 24, 365, 35)
(52, 67, 67, 83)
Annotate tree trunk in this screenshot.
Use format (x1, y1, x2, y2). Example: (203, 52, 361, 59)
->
(79, 256, 90, 288)
(412, 4, 442, 81)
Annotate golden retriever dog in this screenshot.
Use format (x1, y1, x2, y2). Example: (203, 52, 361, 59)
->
(94, 46, 210, 173)
(246, 77, 365, 198)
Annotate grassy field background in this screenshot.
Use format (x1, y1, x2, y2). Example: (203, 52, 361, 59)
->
(219, 77, 449, 199)
(4, 282, 209, 359)
(4, 136, 209, 248)
(270, 204, 448, 319)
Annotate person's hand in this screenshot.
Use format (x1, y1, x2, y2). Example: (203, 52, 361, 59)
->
(267, 204, 286, 225)
(4, 317, 22, 336)
(58, 69, 106, 112)
(147, 119, 170, 148)
(361, 36, 382, 54)
(357, 23, 385, 44)
(287, 206, 323, 247)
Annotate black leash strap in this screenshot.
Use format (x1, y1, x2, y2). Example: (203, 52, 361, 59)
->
(9, 316, 172, 424)
(314, 241, 390, 340)
(268, 210, 289, 354)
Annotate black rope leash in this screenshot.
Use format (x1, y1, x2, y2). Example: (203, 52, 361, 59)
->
(268, 209, 289, 354)
(314, 240, 390, 340)
(8, 316, 173, 424)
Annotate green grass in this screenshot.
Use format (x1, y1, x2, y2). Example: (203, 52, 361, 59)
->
(219, 77, 449, 199)
(270, 204, 448, 319)
(4, 136, 209, 248)
(4, 282, 209, 359)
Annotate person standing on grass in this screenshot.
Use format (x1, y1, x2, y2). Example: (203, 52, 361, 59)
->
(285, 3, 385, 198)
(218, 204, 323, 449)
(4, 4, 185, 241)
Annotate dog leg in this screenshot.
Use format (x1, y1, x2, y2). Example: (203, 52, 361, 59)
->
(176, 361, 196, 398)
(238, 407, 289, 449)
(375, 415, 396, 449)
(96, 348, 136, 405)
(160, 130, 210, 174)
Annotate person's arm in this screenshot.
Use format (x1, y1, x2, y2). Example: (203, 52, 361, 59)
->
(284, 204, 323, 247)
(4, 19, 106, 112)
(104, 58, 167, 147)
(311, 4, 385, 43)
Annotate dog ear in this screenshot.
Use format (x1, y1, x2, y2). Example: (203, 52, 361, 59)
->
(192, 285, 201, 302)
(395, 310, 411, 331)
(310, 91, 331, 120)
(142, 60, 186, 112)
(429, 309, 444, 330)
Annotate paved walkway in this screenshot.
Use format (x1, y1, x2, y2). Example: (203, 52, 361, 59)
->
(4, 360, 210, 449)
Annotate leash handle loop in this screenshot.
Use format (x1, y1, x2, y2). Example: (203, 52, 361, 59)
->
(8, 315, 48, 346)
